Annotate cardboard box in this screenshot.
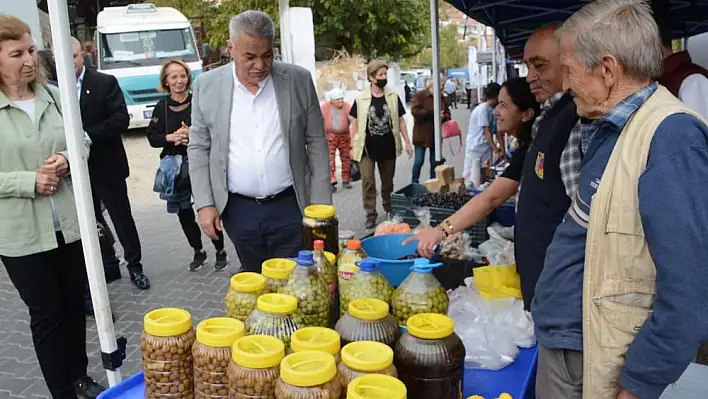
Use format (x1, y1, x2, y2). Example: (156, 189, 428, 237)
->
(424, 178, 449, 193)
(435, 165, 456, 184)
(449, 178, 467, 194)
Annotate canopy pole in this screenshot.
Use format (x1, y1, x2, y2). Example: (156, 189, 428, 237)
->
(46, 0, 121, 386)
(430, 0, 443, 164)
(279, 0, 293, 63)
(492, 29, 497, 83)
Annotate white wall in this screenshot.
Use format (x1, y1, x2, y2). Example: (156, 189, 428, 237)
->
(289, 7, 317, 92)
(0, 0, 44, 49)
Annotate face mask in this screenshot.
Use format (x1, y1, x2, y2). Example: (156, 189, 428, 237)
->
(375, 79, 387, 89)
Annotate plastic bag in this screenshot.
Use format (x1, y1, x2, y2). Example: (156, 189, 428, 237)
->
(413, 208, 431, 233)
(438, 231, 470, 260)
(374, 215, 412, 236)
(477, 226, 515, 266)
(447, 284, 535, 370)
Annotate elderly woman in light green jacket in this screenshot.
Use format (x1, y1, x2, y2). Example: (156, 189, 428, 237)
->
(0, 16, 104, 398)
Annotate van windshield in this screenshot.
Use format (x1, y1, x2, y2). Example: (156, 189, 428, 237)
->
(98, 28, 198, 69)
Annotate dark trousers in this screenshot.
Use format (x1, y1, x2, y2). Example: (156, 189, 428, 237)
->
(412, 144, 436, 184)
(221, 188, 302, 273)
(1, 234, 88, 399)
(536, 344, 583, 399)
(178, 207, 225, 252)
(360, 155, 396, 219)
(91, 175, 142, 272)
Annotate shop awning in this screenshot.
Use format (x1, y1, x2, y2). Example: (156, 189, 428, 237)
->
(446, 0, 708, 56)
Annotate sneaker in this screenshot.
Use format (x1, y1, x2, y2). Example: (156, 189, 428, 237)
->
(129, 270, 150, 290)
(343, 182, 352, 189)
(365, 217, 377, 230)
(189, 250, 207, 272)
(214, 250, 229, 272)
(74, 375, 105, 399)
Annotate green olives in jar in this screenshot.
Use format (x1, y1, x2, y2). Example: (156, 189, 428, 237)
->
(225, 272, 266, 322)
(283, 251, 331, 328)
(340, 259, 393, 316)
(245, 293, 300, 349)
(262, 259, 297, 294)
(391, 259, 449, 326)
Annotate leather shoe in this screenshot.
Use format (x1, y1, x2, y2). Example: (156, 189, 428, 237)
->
(74, 376, 105, 399)
(129, 270, 151, 290)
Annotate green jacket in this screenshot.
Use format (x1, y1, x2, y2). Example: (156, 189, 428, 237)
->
(351, 86, 403, 162)
(0, 84, 81, 257)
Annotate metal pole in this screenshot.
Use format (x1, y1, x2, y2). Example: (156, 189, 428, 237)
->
(278, 0, 292, 63)
(430, 0, 443, 164)
(477, 23, 483, 103)
(46, 0, 121, 386)
(492, 29, 497, 84)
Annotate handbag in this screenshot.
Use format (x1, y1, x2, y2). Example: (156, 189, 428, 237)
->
(442, 120, 463, 156)
(350, 161, 361, 182)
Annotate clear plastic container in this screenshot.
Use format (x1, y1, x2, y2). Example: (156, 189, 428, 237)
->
(338, 341, 397, 398)
(275, 351, 341, 399)
(263, 259, 297, 294)
(391, 259, 449, 326)
(394, 314, 466, 399)
(338, 230, 356, 255)
(245, 293, 300, 349)
(337, 239, 366, 268)
(335, 299, 400, 349)
(290, 327, 341, 364)
(283, 251, 331, 328)
(192, 318, 245, 399)
(340, 259, 393, 316)
(141, 308, 196, 399)
(337, 263, 360, 316)
(303, 205, 340, 255)
(225, 272, 266, 322)
(228, 334, 285, 399)
(313, 241, 338, 304)
(346, 374, 407, 399)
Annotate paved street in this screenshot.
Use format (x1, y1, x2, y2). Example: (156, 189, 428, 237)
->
(0, 106, 472, 397)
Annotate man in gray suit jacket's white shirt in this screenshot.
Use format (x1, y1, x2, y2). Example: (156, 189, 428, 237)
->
(188, 10, 332, 273)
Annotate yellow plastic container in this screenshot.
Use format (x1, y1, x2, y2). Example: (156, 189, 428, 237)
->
(472, 264, 522, 299)
(193, 318, 245, 399)
(338, 341, 398, 398)
(291, 327, 341, 363)
(275, 351, 341, 399)
(225, 272, 266, 321)
(262, 259, 297, 294)
(335, 298, 400, 348)
(245, 294, 300, 348)
(142, 308, 196, 399)
(228, 335, 285, 398)
(347, 374, 407, 399)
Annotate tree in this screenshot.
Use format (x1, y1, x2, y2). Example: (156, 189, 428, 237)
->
(407, 24, 467, 71)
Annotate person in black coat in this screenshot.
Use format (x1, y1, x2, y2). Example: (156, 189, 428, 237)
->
(71, 37, 150, 290)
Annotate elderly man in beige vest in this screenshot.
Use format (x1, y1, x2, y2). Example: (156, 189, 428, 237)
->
(531, 1, 708, 399)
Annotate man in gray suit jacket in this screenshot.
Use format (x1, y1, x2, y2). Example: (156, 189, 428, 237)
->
(188, 10, 331, 273)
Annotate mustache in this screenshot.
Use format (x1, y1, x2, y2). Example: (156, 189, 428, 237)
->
(530, 83, 543, 91)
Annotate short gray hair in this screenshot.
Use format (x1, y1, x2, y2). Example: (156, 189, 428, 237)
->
(71, 36, 82, 51)
(557, 0, 663, 81)
(229, 10, 275, 41)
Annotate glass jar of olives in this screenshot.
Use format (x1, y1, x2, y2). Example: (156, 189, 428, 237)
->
(394, 314, 466, 399)
(228, 335, 285, 399)
(262, 258, 297, 294)
(335, 299, 400, 349)
(291, 327, 341, 364)
(193, 318, 245, 399)
(340, 259, 393, 316)
(346, 374, 407, 399)
(283, 251, 331, 328)
(141, 308, 196, 399)
(338, 341, 398, 398)
(302, 204, 340, 255)
(391, 259, 449, 326)
(275, 351, 341, 399)
(225, 272, 266, 322)
(245, 293, 300, 349)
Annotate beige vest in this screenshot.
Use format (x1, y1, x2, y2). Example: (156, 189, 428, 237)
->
(351, 86, 402, 162)
(582, 85, 706, 398)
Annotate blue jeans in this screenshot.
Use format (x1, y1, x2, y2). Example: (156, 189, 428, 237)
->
(412, 144, 436, 183)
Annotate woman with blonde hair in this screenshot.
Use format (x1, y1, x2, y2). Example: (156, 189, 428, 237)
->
(147, 60, 228, 272)
(0, 15, 103, 398)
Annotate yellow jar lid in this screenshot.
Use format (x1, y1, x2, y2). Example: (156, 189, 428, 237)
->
(231, 335, 285, 369)
(291, 327, 341, 356)
(347, 374, 407, 399)
(262, 258, 297, 280)
(341, 341, 394, 372)
(304, 204, 336, 220)
(348, 298, 389, 320)
(280, 351, 337, 387)
(257, 293, 298, 314)
(144, 308, 192, 337)
(406, 313, 455, 340)
(196, 317, 245, 348)
(324, 251, 336, 266)
(230, 272, 266, 293)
